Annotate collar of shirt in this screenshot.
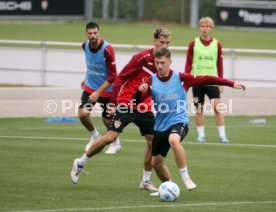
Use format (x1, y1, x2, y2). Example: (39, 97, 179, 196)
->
(157, 69, 173, 82)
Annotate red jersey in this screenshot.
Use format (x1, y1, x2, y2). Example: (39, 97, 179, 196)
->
(185, 37, 223, 77)
(110, 48, 156, 111)
(82, 39, 117, 97)
(134, 70, 234, 102)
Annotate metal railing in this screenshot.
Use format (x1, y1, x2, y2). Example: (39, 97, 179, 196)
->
(1, 39, 276, 54)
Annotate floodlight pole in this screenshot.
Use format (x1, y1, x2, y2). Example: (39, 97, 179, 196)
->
(85, 0, 93, 21)
(180, 0, 186, 24)
(137, 0, 144, 20)
(103, 0, 110, 20)
(113, 0, 118, 20)
(190, 0, 199, 28)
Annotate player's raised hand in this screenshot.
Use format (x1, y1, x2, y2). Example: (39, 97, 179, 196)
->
(233, 82, 246, 91)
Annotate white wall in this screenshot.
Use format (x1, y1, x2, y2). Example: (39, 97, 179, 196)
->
(0, 47, 276, 87)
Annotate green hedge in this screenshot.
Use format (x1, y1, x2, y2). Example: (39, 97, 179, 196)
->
(91, 0, 217, 23)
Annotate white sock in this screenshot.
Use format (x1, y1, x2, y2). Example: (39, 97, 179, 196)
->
(91, 129, 100, 139)
(142, 170, 151, 182)
(114, 137, 121, 146)
(217, 125, 226, 137)
(179, 167, 190, 181)
(78, 153, 89, 166)
(197, 126, 205, 137)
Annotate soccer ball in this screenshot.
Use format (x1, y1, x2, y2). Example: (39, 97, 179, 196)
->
(158, 181, 180, 202)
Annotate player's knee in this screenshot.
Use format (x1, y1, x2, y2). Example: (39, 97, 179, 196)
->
(196, 107, 204, 115)
(152, 158, 163, 169)
(152, 160, 159, 169)
(146, 141, 152, 149)
(78, 109, 89, 119)
(145, 134, 153, 145)
(169, 138, 180, 149)
(214, 107, 223, 115)
(169, 134, 180, 147)
(196, 111, 204, 116)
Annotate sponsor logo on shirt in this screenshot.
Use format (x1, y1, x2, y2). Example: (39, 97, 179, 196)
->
(87, 70, 105, 76)
(156, 94, 179, 102)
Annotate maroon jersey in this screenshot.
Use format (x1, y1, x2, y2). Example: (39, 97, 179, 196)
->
(185, 37, 223, 78)
(82, 39, 117, 97)
(134, 70, 234, 101)
(110, 48, 156, 111)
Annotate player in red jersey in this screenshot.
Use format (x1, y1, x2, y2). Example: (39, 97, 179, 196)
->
(71, 28, 171, 191)
(185, 17, 229, 143)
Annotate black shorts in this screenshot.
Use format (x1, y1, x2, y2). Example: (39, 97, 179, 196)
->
(192, 85, 220, 108)
(79, 91, 110, 119)
(108, 104, 155, 136)
(152, 123, 189, 157)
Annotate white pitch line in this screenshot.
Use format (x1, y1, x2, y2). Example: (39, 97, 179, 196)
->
(0, 135, 87, 141)
(183, 141, 276, 148)
(18, 127, 84, 130)
(17, 126, 138, 130)
(16, 125, 276, 130)
(0, 135, 276, 148)
(11, 200, 276, 212)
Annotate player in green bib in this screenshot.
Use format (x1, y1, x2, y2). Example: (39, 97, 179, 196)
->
(185, 17, 229, 143)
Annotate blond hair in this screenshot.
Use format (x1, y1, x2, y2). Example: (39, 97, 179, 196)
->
(153, 27, 171, 39)
(199, 17, 215, 28)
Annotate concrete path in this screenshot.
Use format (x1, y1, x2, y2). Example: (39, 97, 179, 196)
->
(0, 86, 275, 118)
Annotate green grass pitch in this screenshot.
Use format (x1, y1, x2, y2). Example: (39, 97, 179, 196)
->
(0, 21, 276, 50)
(1, 20, 276, 211)
(0, 116, 275, 211)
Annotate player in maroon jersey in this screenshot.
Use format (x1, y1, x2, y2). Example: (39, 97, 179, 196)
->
(71, 28, 171, 191)
(185, 17, 229, 143)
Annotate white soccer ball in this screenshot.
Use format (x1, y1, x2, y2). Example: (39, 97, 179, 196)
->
(158, 181, 180, 202)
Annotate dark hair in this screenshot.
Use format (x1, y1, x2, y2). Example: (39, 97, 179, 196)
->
(86, 22, 100, 31)
(154, 47, 171, 59)
(153, 27, 171, 39)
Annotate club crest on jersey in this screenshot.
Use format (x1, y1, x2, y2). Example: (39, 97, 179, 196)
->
(142, 77, 149, 82)
(114, 120, 122, 129)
